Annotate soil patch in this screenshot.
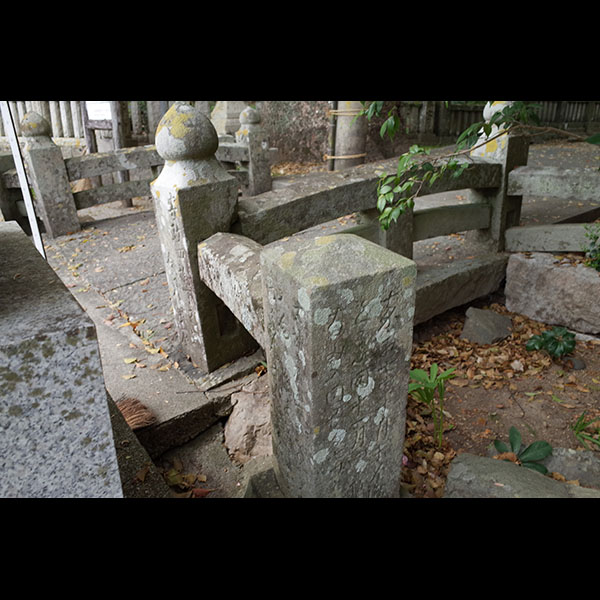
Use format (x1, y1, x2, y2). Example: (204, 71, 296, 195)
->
(401, 291, 600, 498)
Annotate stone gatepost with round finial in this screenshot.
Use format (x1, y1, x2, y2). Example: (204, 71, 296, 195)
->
(235, 106, 272, 196)
(151, 102, 257, 373)
(19, 112, 80, 238)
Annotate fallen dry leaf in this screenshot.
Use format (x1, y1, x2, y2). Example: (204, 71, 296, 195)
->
(191, 488, 216, 498)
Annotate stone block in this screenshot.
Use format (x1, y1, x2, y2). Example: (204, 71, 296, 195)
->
(460, 307, 512, 345)
(505, 252, 600, 334)
(0, 222, 122, 497)
(414, 254, 508, 325)
(444, 453, 600, 498)
(260, 233, 416, 497)
(505, 224, 589, 252)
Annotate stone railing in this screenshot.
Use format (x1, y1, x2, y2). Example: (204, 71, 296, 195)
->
(0, 104, 275, 237)
(148, 102, 527, 497)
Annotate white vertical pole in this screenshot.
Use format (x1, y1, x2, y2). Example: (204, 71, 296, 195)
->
(0, 101, 46, 258)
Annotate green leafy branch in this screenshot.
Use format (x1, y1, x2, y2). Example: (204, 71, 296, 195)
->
(359, 101, 600, 231)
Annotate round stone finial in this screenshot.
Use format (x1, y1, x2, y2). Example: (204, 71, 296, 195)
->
(239, 106, 260, 125)
(155, 102, 218, 161)
(20, 112, 52, 137)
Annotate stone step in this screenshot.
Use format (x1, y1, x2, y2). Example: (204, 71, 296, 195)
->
(505, 223, 589, 252)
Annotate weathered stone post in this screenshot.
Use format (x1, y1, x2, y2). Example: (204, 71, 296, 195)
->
(333, 101, 368, 170)
(261, 233, 417, 497)
(235, 106, 272, 196)
(151, 102, 257, 373)
(469, 101, 529, 252)
(20, 112, 80, 238)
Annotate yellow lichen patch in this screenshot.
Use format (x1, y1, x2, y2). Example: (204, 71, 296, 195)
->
(156, 105, 194, 139)
(280, 251, 297, 269)
(306, 275, 329, 287)
(485, 138, 499, 154)
(314, 235, 337, 246)
(198, 241, 207, 254)
(402, 275, 414, 287)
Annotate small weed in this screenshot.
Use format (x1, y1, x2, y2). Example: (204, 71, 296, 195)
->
(572, 411, 600, 450)
(409, 364, 456, 448)
(494, 426, 553, 474)
(526, 326, 575, 359)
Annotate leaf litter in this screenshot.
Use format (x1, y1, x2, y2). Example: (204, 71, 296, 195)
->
(403, 300, 600, 498)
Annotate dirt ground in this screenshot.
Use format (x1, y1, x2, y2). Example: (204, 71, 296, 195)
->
(402, 290, 600, 498)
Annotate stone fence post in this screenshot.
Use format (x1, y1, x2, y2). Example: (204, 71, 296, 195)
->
(151, 102, 256, 373)
(19, 112, 80, 238)
(261, 233, 417, 497)
(235, 106, 272, 196)
(468, 101, 529, 252)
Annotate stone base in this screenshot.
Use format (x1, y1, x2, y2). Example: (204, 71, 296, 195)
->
(505, 252, 600, 334)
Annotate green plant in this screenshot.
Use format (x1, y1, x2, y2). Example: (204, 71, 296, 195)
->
(583, 222, 600, 272)
(526, 326, 575, 359)
(408, 364, 456, 448)
(494, 426, 553, 474)
(572, 411, 600, 450)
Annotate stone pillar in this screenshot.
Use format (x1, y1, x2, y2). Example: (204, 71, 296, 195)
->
(0, 221, 123, 497)
(468, 101, 529, 252)
(333, 101, 367, 170)
(261, 233, 417, 497)
(48, 101, 63, 137)
(151, 102, 257, 373)
(211, 101, 247, 136)
(20, 112, 80, 238)
(235, 106, 272, 196)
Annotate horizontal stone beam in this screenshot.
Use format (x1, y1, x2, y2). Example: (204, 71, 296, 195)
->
(73, 178, 153, 209)
(412, 202, 491, 242)
(216, 142, 249, 163)
(197, 233, 266, 349)
(414, 254, 509, 325)
(65, 145, 162, 180)
(507, 165, 600, 202)
(505, 223, 590, 252)
(235, 157, 501, 244)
